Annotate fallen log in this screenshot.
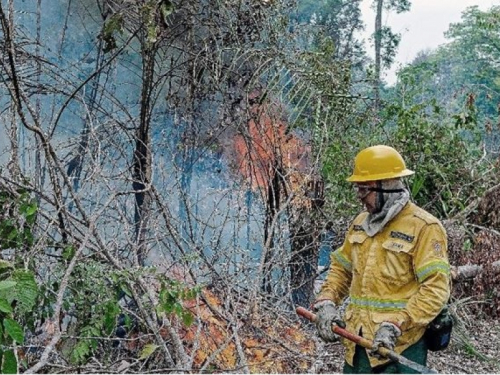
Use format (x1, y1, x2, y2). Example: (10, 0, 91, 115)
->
(451, 260, 500, 281)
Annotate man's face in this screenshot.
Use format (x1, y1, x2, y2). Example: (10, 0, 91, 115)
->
(354, 180, 378, 213)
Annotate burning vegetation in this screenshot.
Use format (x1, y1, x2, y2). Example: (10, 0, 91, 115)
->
(230, 92, 320, 209)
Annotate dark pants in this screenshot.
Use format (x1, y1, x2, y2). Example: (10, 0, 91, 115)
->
(343, 338, 428, 374)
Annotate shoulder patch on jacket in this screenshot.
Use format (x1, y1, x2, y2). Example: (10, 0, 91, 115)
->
(432, 239, 445, 257)
(390, 231, 414, 243)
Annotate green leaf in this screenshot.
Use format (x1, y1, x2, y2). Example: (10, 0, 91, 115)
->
(123, 314, 132, 329)
(410, 175, 425, 198)
(0, 298, 13, 313)
(139, 344, 158, 360)
(160, 1, 174, 21)
(104, 302, 120, 335)
(173, 303, 183, 316)
(25, 203, 37, 217)
(70, 340, 91, 364)
(184, 287, 199, 299)
(20, 200, 37, 217)
(119, 283, 132, 298)
(182, 311, 194, 327)
(12, 270, 38, 313)
(155, 304, 165, 315)
(1, 350, 17, 374)
(89, 338, 98, 350)
(23, 229, 34, 245)
(62, 245, 76, 261)
(0, 260, 13, 270)
(463, 238, 472, 251)
(3, 319, 24, 344)
(0, 281, 16, 291)
(6, 227, 18, 240)
(102, 13, 124, 53)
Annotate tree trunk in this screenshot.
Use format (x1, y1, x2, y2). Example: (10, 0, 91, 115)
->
(132, 46, 155, 266)
(374, 0, 383, 110)
(290, 225, 318, 307)
(290, 179, 324, 307)
(34, 0, 44, 192)
(451, 260, 500, 281)
(262, 164, 282, 294)
(65, 6, 108, 211)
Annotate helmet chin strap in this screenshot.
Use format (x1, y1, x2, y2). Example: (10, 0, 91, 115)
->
(365, 186, 406, 193)
(373, 181, 406, 213)
(375, 181, 385, 213)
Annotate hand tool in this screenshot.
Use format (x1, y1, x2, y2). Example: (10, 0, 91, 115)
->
(296, 306, 438, 374)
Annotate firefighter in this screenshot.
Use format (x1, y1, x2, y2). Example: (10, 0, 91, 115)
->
(313, 145, 451, 373)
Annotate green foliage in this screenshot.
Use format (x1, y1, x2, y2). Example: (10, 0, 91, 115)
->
(62, 264, 200, 365)
(141, 1, 159, 46)
(290, 1, 413, 217)
(281, 33, 370, 215)
(384, 5, 500, 218)
(0, 270, 38, 314)
(62, 245, 75, 261)
(63, 261, 123, 365)
(321, 136, 369, 215)
(380, 96, 488, 217)
(0, 267, 38, 373)
(0, 191, 39, 373)
(101, 13, 124, 53)
(160, 0, 174, 21)
(392, 5, 500, 152)
(445, 6, 500, 119)
(446, 5, 500, 59)
(462, 238, 473, 252)
(157, 278, 200, 327)
(372, 0, 412, 76)
(0, 191, 37, 250)
(384, 0, 411, 13)
(1, 350, 17, 374)
(3, 320, 23, 345)
(138, 343, 158, 360)
(379, 26, 401, 68)
(293, 0, 366, 64)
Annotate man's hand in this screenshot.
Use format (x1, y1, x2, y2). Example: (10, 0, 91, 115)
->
(370, 322, 402, 358)
(312, 300, 344, 342)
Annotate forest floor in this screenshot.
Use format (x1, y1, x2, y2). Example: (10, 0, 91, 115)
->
(311, 318, 500, 374)
(428, 318, 500, 374)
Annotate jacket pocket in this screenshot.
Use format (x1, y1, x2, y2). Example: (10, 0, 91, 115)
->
(348, 232, 369, 245)
(348, 232, 369, 275)
(378, 240, 415, 285)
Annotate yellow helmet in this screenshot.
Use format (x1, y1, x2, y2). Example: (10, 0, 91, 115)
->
(346, 145, 414, 182)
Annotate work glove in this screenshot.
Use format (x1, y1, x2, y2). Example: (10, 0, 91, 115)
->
(312, 300, 344, 343)
(370, 322, 402, 359)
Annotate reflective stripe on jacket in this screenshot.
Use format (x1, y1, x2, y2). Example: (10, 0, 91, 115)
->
(316, 202, 451, 368)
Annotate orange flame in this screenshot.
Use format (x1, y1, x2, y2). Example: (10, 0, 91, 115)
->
(231, 95, 312, 204)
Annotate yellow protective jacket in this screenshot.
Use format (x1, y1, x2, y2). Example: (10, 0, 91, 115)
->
(316, 202, 451, 368)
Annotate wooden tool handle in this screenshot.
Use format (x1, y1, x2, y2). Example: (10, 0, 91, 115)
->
(295, 306, 437, 374)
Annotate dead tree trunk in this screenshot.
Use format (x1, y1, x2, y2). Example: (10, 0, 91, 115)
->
(373, 0, 383, 110)
(451, 260, 500, 281)
(262, 163, 284, 294)
(132, 45, 155, 266)
(289, 178, 325, 307)
(290, 224, 318, 307)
